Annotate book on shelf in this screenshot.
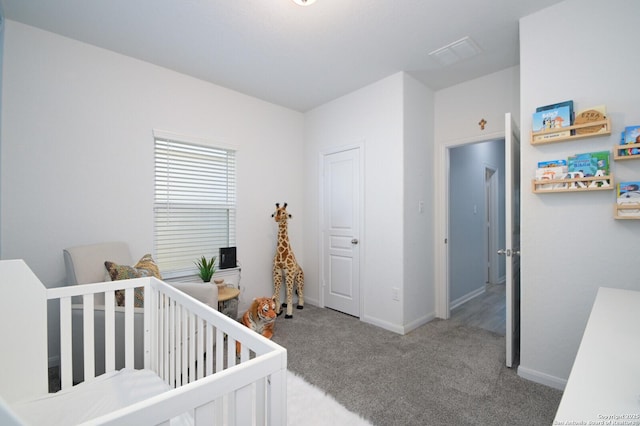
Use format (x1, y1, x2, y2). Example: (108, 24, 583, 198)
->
(619, 125, 640, 156)
(617, 181, 640, 216)
(535, 164, 567, 190)
(532, 105, 572, 142)
(537, 159, 567, 168)
(567, 151, 610, 176)
(536, 100, 574, 122)
(574, 105, 607, 135)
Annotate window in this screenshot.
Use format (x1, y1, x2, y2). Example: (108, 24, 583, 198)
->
(154, 132, 236, 278)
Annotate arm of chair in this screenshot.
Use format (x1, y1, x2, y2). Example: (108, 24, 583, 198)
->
(169, 283, 218, 309)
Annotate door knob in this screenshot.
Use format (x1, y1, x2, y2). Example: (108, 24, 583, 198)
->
(497, 249, 511, 256)
(351, 239, 359, 245)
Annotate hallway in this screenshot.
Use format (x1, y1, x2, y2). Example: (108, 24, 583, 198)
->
(450, 283, 505, 335)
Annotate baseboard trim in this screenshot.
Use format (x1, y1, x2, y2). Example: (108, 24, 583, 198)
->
(517, 365, 567, 391)
(450, 286, 485, 311)
(361, 315, 405, 334)
(402, 312, 437, 334)
(361, 312, 436, 335)
(304, 296, 320, 307)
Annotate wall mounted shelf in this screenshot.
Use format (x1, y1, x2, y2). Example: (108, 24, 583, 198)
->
(532, 174, 614, 193)
(530, 118, 611, 145)
(614, 203, 640, 219)
(613, 142, 640, 160)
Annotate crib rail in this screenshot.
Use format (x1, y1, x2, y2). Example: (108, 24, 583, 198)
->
(47, 278, 148, 388)
(46, 276, 287, 425)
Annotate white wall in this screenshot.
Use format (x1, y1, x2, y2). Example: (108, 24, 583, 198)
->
(1, 21, 305, 310)
(402, 74, 436, 329)
(304, 73, 407, 332)
(434, 66, 520, 317)
(518, 0, 640, 389)
(435, 67, 520, 143)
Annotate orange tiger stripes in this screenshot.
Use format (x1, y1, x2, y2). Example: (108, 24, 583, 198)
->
(236, 297, 277, 353)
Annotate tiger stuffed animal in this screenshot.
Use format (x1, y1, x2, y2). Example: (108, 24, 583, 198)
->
(236, 297, 277, 353)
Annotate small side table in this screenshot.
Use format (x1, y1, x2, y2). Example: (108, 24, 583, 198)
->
(218, 286, 240, 320)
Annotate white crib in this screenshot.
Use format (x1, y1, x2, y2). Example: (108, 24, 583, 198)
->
(0, 259, 287, 425)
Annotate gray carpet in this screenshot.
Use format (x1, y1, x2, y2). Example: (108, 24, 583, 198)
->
(271, 304, 562, 426)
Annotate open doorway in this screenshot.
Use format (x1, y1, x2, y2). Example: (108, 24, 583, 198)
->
(448, 139, 506, 335)
(436, 114, 521, 367)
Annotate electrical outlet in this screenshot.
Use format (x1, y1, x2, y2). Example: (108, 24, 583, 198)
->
(391, 287, 400, 301)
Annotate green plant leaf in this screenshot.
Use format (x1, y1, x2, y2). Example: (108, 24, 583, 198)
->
(194, 255, 217, 282)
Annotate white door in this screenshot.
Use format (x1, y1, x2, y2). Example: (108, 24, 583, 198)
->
(503, 113, 521, 368)
(322, 147, 361, 317)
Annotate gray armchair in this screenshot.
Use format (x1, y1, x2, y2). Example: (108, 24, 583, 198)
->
(63, 242, 218, 383)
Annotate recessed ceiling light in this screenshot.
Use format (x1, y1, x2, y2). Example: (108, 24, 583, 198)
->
(292, 0, 317, 6)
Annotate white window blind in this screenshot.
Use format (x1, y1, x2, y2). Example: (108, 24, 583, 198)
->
(154, 136, 236, 278)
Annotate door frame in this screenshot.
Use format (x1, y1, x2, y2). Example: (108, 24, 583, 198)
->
(317, 142, 365, 314)
(434, 131, 505, 319)
(484, 164, 500, 285)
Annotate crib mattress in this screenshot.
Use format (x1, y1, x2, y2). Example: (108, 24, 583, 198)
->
(10, 368, 192, 425)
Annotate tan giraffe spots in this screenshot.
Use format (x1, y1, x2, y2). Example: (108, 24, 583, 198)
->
(272, 202, 304, 318)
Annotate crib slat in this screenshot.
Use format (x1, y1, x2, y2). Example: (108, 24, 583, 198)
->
(181, 305, 187, 385)
(105, 291, 116, 373)
(227, 335, 237, 368)
(215, 328, 224, 373)
(205, 323, 213, 377)
(196, 317, 204, 380)
(176, 304, 183, 386)
(188, 312, 196, 383)
(169, 298, 175, 388)
(124, 287, 134, 369)
(60, 296, 73, 389)
(161, 294, 168, 383)
(144, 283, 151, 370)
(240, 344, 250, 363)
(83, 294, 95, 381)
(177, 303, 183, 386)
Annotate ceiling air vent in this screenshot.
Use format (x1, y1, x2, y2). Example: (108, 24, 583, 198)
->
(428, 36, 481, 67)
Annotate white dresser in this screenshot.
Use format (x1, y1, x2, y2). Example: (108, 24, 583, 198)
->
(554, 287, 640, 424)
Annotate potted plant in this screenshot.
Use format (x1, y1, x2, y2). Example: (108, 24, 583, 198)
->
(194, 255, 217, 283)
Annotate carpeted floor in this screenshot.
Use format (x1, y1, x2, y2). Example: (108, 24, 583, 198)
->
(271, 304, 562, 426)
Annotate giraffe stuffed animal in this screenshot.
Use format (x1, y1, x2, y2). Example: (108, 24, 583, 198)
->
(272, 202, 304, 318)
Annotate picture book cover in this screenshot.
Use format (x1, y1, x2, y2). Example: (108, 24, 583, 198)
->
(537, 159, 567, 168)
(536, 100, 574, 124)
(617, 181, 640, 199)
(620, 125, 640, 156)
(535, 166, 567, 180)
(535, 166, 567, 190)
(624, 126, 640, 144)
(532, 105, 572, 141)
(568, 151, 610, 176)
(617, 182, 640, 216)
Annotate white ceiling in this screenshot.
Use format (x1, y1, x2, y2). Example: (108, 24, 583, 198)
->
(0, 0, 563, 112)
